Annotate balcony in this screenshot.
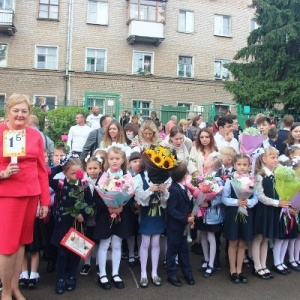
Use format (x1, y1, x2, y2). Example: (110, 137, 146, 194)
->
(126, 0, 166, 46)
(127, 20, 164, 46)
(0, 10, 16, 35)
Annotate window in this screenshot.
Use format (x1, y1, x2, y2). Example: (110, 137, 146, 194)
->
(38, 0, 59, 19)
(132, 51, 153, 74)
(0, 94, 5, 109)
(87, 0, 108, 25)
(214, 59, 231, 80)
(178, 10, 194, 33)
(35, 46, 58, 69)
(86, 48, 107, 72)
(0, 0, 13, 9)
(34, 95, 57, 110)
(0, 44, 7, 67)
(132, 100, 151, 118)
(128, 0, 165, 23)
(178, 56, 193, 78)
(177, 102, 192, 111)
(250, 18, 259, 32)
(214, 14, 231, 37)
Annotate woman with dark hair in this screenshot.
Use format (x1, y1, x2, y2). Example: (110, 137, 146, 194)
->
(100, 122, 125, 149)
(190, 116, 201, 140)
(162, 126, 190, 164)
(280, 122, 300, 156)
(188, 128, 218, 176)
(124, 123, 139, 146)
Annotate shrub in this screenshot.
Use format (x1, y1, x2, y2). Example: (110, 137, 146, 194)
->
(45, 106, 89, 145)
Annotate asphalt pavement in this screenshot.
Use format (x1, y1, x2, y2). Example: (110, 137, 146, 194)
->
(9, 241, 300, 300)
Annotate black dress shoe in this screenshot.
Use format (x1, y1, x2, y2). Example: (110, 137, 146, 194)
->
(287, 261, 300, 271)
(111, 275, 125, 289)
(252, 269, 270, 280)
(184, 275, 195, 285)
(281, 263, 291, 273)
(98, 276, 111, 290)
(262, 268, 274, 279)
(28, 278, 38, 288)
(167, 276, 182, 287)
(128, 257, 136, 267)
(238, 273, 248, 283)
(272, 265, 288, 275)
(19, 278, 29, 287)
(230, 273, 240, 283)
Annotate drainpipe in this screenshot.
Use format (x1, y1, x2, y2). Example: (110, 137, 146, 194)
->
(64, 0, 74, 106)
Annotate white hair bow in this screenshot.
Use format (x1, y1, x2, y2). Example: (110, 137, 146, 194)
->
(252, 148, 265, 160)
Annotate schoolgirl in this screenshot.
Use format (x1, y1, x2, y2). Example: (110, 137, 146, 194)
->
(222, 154, 258, 283)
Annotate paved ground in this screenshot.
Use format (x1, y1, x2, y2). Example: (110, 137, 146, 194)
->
(9, 242, 300, 300)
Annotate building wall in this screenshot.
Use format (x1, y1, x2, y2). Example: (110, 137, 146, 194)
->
(0, 0, 255, 111)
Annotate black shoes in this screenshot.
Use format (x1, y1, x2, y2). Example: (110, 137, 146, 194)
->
(80, 264, 91, 275)
(184, 275, 195, 285)
(98, 276, 111, 290)
(19, 278, 29, 287)
(28, 279, 37, 288)
(167, 275, 183, 287)
(230, 273, 240, 283)
(253, 268, 270, 280)
(128, 257, 136, 267)
(272, 264, 288, 275)
(286, 261, 300, 271)
(55, 279, 65, 295)
(111, 275, 125, 289)
(203, 266, 214, 278)
(238, 273, 248, 283)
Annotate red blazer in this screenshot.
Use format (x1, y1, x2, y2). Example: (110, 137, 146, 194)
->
(0, 124, 50, 206)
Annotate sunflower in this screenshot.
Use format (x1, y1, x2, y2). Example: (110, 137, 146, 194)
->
(152, 154, 163, 167)
(162, 157, 174, 169)
(145, 149, 156, 159)
(158, 147, 170, 157)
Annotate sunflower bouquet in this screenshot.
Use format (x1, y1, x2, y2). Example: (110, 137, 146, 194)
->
(142, 145, 180, 216)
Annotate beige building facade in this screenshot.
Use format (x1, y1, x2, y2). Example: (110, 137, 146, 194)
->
(0, 0, 256, 119)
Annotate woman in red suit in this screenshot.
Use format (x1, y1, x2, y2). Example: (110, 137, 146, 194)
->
(0, 94, 50, 300)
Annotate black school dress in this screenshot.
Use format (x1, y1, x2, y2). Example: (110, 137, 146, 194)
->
(223, 185, 254, 242)
(253, 175, 297, 239)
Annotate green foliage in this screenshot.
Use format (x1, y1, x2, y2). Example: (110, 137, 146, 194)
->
(45, 107, 89, 145)
(31, 107, 46, 131)
(224, 0, 300, 112)
(0, 109, 4, 117)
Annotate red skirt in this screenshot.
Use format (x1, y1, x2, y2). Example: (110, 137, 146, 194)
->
(0, 196, 38, 255)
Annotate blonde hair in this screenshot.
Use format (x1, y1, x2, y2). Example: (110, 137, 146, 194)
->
(220, 146, 237, 160)
(178, 119, 189, 126)
(255, 147, 278, 176)
(139, 120, 159, 144)
(5, 93, 32, 116)
(104, 146, 127, 174)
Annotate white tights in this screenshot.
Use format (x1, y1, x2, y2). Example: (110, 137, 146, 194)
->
(200, 231, 216, 268)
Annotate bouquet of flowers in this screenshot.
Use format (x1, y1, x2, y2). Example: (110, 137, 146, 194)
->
(184, 174, 223, 217)
(63, 170, 94, 218)
(94, 171, 134, 226)
(142, 145, 180, 216)
(240, 127, 264, 158)
(274, 165, 300, 233)
(231, 173, 257, 223)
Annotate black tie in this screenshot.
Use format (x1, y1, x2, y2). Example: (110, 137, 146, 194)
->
(225, 170, 229, 175)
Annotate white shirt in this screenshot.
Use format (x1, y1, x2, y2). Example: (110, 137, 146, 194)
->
(86, 113, 102, 129)
(214, 132, 239, 154)
(67, 124, 92, 152)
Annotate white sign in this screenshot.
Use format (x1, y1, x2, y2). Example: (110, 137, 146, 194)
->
(3, 130, 26, 157)
(107, 100, 114, 106)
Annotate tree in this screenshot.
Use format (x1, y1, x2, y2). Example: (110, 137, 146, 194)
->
(224, 0, 300, 112)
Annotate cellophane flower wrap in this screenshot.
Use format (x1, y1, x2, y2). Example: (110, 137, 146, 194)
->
(240, 128, 264, 157)
(94, 171, 134, 226)
(231, 173, 257, 223)
(63, 170, 94, 218)
(184, 174, 223, 218)
(142, 145, 180, 216)
(274, 165, 300, 233)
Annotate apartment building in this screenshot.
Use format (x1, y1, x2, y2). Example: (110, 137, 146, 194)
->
(0, 0, 257, 118)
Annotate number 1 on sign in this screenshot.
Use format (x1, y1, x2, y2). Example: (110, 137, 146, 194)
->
(3, 130, 26, 157)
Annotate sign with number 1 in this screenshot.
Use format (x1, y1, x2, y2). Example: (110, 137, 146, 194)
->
(3, 130, 26, 157)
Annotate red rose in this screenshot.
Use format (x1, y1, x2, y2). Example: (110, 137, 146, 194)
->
(75, 170, 84, 180)
(199, 182, 211, 193)
(115, 182, 121, 187)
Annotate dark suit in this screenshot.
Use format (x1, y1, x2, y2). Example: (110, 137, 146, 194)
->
(166, 182, 193, 278)
(276, 129, 289, 155)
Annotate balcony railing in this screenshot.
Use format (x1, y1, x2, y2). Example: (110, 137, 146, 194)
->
(0, 9, 16, 35)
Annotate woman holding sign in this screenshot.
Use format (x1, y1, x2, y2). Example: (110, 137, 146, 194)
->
(0, 94, 50, 300)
